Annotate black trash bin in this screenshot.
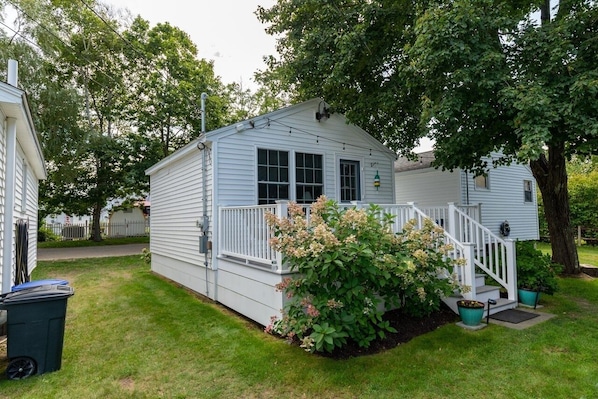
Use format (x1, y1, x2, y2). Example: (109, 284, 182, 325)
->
(11, 279, 69, 292)
(0, 284, 75, 379)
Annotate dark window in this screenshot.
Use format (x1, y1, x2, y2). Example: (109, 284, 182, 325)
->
(340, 159, 361, 202)
(296, 153, 323, 203)
(524, 180, 533, 202)
(257, 149, 289, 204)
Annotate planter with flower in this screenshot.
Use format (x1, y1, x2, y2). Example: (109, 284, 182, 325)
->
(456, 299, 485, 326)
(516, 241, 563, 307)
(264, 196, 461, 354)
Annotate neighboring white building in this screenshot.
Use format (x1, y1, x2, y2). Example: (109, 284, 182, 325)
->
(0, 60, 47, 293)
(394, 150, 539, 240)
(146, 99, 397, 325)
(108, 207, 147, 237)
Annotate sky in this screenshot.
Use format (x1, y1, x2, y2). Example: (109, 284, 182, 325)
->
(108, 0, 278, 90)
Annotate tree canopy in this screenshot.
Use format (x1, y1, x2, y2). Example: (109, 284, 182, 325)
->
(258, 0, 598, 273)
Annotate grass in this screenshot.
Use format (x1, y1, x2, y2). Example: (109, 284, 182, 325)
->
(536, 241, 598, 266)
(38, 236, 149, 249)
(1, 256, 598, 398)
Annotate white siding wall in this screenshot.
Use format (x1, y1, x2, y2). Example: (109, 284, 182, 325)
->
(24, 158, 40, 271)
(215, 110, 395, 206)
(217, 259, 286, 327)
(462, 163, 539, 240)
(394, 167, 461, 206)
(150, 148, 213, 277)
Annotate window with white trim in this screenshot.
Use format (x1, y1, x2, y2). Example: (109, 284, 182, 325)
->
(340, 159, 361, 202)
(258, 149, 289, 204)
(474, 174, 489, 190)
(296, 152, 323, 203)
(524, 180, 533, 202)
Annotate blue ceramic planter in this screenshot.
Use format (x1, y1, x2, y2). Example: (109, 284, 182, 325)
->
(518, 288, 540, 306)
(457, 303, 485, 326)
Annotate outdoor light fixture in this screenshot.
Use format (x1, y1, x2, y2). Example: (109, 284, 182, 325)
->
(374, 171, 380, 190)
(315, 101, 331, 122)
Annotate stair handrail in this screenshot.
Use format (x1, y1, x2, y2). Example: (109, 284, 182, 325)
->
(410, 205, 474, 298)
(449, 205, 517, 301)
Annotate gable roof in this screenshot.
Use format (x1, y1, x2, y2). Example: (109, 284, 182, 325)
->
(147, 98, 396, 175)
(0, 81, 46, 179)
(394, 150, 436, 172)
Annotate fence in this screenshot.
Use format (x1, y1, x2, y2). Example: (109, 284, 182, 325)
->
(45, 221, 149, 241)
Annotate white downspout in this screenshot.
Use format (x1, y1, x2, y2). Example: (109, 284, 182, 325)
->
(2, 60, 19, 293)
(200, 93, 210, 298)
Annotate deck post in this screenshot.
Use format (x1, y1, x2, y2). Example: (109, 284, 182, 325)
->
(505, 239, 517, 301)
(272, 201, 289, 271)
(447, 202, 457, 239)
(462, 242, 476, 300)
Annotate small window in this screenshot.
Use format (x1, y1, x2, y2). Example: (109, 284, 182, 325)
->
(340, 159, 361, 202)
(524, 180, 533, 202)
(296, 153, 323, 204)
(257, 149, 290, 204)
(474, 174, 488, 190)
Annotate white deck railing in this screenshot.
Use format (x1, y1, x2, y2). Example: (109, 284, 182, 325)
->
(218, 202, 516, 301)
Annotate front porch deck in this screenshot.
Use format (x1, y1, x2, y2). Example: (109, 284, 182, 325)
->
(218, 202, 518, 310)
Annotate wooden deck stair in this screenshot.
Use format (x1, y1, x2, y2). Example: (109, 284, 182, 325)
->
(443, 273, 517, 317)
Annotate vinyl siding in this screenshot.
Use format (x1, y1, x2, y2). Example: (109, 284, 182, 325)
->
(215, 108, 395, 206)
(0, 116, 5, 288)
(462, 162, 539, 240)
(149, 149, 212, 268)
(394, 167, 461, 206)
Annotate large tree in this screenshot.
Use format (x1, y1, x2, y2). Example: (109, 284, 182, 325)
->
(3, 0, 234, 240)
(257, 0, 598, 274)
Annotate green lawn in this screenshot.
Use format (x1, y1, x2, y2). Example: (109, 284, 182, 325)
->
(38, 236, 149, 249)
(1, 256, 597, 398)
(536, 241, 598, 266)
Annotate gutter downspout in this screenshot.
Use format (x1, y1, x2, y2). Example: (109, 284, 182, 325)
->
(200, 93, 210, 298)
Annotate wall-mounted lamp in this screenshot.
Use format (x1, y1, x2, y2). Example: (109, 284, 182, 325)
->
(374, 171, 380, 190)
(315, 101, 331, 122)
(235, 123, 245, 133)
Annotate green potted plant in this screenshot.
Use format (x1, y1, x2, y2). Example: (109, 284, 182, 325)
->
(516, 241, 563, 307)
(456, 299, 485, 326)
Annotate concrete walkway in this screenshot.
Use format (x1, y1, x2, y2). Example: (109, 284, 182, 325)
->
(37, 243, 148, 261)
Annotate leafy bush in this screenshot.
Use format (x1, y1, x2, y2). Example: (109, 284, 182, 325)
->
(516, 241, 563, 295)
(38, 223, 60, 242)
(265, 196, 460, 353)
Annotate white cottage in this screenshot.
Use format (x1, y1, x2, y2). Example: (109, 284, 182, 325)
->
(0, 60, 47, 294)
(147, 99, 397, 326)
(394, 150, 539, 241)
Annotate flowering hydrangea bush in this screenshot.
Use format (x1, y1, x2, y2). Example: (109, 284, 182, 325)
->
(265, 196, 460, 353)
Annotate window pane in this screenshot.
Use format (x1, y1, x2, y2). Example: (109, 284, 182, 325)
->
(306, 154, 313, 168)
(280, 167, 289, 182)
(280, 151, 288, 166)
(315, 169, 323, 183)
(296, 153, 304, 167)
(258, 166, 267, 181)
(258, 149, 267, 165)
(269, 150, 278, 164)
(269, 167, 278, 181)
(279, 184, 289, 199)
(297, 168, 304, 183)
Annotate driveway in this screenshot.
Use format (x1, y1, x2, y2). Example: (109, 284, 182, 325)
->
(37, 243, 148, 261)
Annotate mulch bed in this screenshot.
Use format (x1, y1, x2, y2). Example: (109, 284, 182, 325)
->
(319, 304, 459, 359)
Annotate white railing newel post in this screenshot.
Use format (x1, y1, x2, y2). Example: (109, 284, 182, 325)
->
(505, 239, 517, 301)
(462, 242, 476, 300)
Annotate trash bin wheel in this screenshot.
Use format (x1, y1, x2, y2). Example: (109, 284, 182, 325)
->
(6, 357, 37, 380)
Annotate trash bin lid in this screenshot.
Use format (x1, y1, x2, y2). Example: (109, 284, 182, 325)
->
(12, 279, 69, 292)
(1, 284, 74, 306)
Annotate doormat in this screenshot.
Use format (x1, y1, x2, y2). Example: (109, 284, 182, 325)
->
(490, 309, 539, 324)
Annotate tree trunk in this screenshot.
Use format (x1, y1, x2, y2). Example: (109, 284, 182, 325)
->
(530, 144, 580, 275)
(91, 201, 103, 242)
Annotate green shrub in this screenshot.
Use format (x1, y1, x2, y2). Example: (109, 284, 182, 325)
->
(265, 196, 460, 353)
(516, 241, 563, 294)
(38, 223, 60, 242)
